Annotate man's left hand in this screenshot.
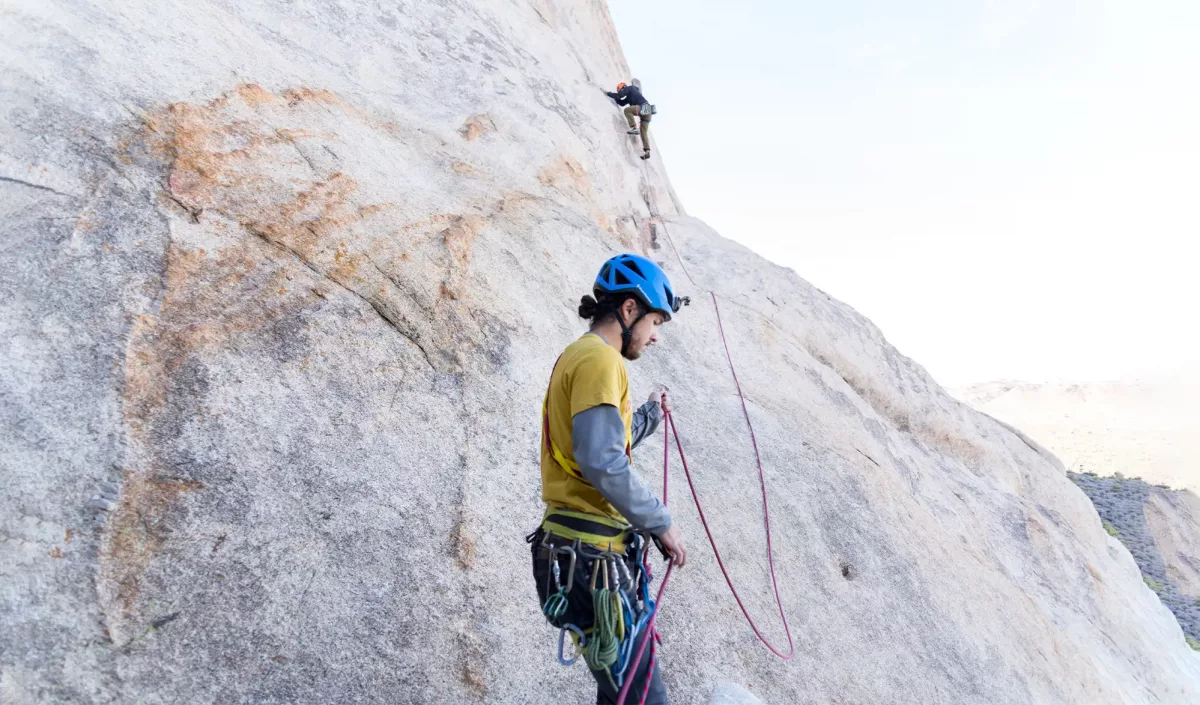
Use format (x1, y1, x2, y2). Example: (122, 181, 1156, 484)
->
(648, 389, 671, 415)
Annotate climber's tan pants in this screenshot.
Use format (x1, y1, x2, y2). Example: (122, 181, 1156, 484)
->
(623, 105, 651, 152)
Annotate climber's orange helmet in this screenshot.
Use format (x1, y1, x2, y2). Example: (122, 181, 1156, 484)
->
(616, 82, 627, 91)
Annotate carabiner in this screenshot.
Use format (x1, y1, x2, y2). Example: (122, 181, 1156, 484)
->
(550, 543, 577, 593)
(557, 624, 587, 666)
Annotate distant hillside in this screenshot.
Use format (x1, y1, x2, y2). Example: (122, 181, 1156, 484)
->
(1070, 472, 1200, 650)
(954, 381, 1200, 491)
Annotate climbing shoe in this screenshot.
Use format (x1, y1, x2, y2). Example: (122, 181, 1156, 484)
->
(627, 128, 641, 135)
(640, 151, 651, 160)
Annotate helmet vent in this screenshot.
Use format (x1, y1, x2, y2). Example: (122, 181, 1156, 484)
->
(614, 269, 632, 286)
(624, 259, 644, 278)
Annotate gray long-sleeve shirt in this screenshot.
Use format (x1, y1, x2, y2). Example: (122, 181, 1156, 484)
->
(572, 400, 672, 534)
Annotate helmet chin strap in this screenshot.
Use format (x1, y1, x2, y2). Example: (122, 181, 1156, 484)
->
(617, 302, 647, 359)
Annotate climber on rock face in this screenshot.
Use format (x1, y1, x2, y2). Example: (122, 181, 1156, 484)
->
(528, 253, 686, 705)
(606, 79, 654, 160)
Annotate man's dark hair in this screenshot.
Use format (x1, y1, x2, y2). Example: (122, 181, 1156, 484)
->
(578, 294, 643, 324)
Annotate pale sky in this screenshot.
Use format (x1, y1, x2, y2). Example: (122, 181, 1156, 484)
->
(609, 0, 1200, 386)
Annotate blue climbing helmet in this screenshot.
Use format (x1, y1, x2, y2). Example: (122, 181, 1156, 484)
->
(593, 253, 684, 321)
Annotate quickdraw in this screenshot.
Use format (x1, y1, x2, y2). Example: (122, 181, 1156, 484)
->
(542, 537, 577, 621)
(542, 559, 569, 621)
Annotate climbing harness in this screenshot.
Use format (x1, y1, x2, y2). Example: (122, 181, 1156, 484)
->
(542, 506, 631, 553)
(539, 530, 658, 693)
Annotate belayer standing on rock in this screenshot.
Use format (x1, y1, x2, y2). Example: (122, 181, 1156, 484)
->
(528, 254, 687, 705)
(606, 79, 655, 160)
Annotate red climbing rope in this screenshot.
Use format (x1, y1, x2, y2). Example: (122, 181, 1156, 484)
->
(616, 283, 795, 705)
(620, 161, 794, 698)
(677, 292, 795, 659)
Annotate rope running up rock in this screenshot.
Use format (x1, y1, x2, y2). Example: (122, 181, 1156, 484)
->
(613, 163, 796, 705)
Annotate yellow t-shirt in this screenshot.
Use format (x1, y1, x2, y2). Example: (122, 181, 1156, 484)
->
(540, 333, 634, 521)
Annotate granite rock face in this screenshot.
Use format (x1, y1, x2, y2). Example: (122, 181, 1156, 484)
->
(3, 2, 1200, 704)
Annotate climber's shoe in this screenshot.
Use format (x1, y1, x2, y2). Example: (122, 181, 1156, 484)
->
(626, 128, 641, 135)
(639, 150, 651, 160)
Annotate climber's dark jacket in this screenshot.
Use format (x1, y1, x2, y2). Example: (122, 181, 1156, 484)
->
(606, 84, 647, 107)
